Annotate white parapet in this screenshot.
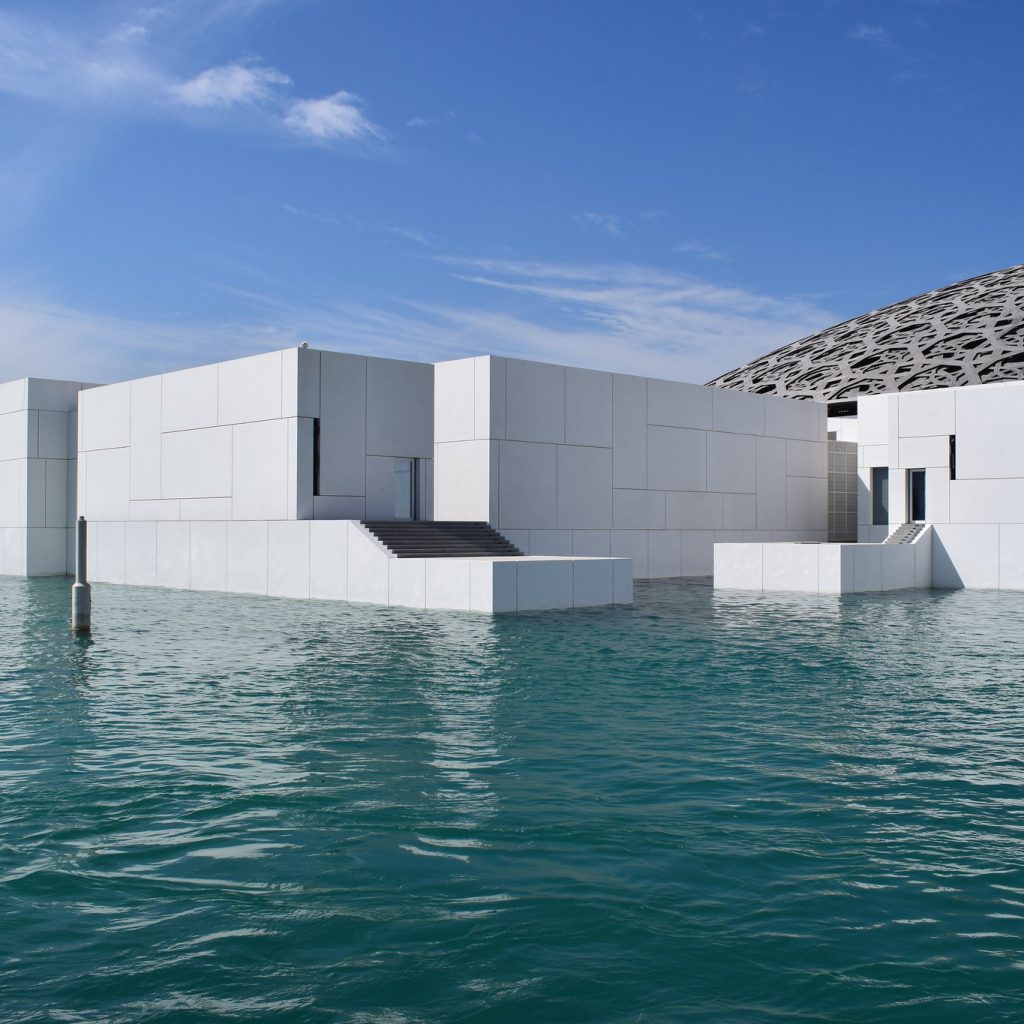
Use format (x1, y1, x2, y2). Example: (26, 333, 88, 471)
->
(714, 528, 932, 594)
(82, 518, 633, 613)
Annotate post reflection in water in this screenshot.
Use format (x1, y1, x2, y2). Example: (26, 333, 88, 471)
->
(2, 576, 1024, 1023)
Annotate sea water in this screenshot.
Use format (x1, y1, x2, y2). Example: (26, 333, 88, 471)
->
(2, 577, 1024, 1023)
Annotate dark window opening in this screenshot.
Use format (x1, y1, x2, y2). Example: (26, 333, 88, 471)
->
(949, 434, 956, 480)
(313, 418, 321, 497)
(827, 400, 858, 418)
(909, 469, 926, 522)
(871, 467, 889, 526)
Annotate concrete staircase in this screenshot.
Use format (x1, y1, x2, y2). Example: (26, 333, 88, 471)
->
(884, 522, 926, 544)
(360, 521, 524, 559)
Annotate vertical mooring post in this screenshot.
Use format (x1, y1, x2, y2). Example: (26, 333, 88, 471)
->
(71, 515, 91, 633)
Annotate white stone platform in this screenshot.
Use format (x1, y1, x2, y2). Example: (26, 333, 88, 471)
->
(82, 519, 633, 613)
(714, 529, 932, 594)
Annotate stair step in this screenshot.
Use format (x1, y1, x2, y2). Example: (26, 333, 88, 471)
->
(360, 520, 524, 559)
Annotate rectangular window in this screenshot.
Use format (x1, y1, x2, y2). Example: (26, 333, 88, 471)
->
(908, 468, 926, 522)
(949, 434, 956, 480)
(313, 418, 321, 497)
(871, 467, 889, 526)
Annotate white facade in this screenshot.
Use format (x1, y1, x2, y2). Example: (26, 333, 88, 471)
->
(857, 380, 1024, 589)
(0, 377, 92, 575)
(2, 344, 840, 609)
(434, 356, 828, 578)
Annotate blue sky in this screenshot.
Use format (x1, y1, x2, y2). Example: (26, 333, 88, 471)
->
(0, 0, 1021, 385)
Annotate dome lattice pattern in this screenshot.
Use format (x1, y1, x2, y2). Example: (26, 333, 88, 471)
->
(708, 265, 1024, 401)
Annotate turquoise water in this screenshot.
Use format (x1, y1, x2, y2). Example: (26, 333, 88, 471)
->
(2, 578, 1024, 1023)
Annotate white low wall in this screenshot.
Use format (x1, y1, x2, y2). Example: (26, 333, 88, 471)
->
(84, 518, 632, 613)
(714, 531, 932, 594)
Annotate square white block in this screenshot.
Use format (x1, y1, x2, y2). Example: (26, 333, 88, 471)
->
(713, 542, 763, 590)
(162, 426, 232, 500)
(762, 543, 818, 592)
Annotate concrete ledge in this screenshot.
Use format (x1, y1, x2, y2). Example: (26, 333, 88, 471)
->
(714, 528, 932, 594)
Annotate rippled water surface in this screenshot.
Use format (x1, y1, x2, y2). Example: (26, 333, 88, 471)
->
(3, 578, 1024, 1023)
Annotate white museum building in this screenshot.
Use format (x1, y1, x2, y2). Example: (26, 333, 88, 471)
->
(2, 264, 1024, 610)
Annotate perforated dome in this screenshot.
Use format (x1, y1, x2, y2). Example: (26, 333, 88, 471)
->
(708, 264, 1024, 401)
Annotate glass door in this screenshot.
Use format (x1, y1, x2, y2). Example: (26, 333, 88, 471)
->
(394, 458, 416, 520)
(908, 469, 926, 522)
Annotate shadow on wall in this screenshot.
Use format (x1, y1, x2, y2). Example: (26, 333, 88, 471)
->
(930, 531, 964, 589)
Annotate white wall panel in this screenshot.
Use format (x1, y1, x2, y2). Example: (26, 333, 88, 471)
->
(125, 521, 157, 586)
(347, 524, 389, 604)
(764, 395, 822, 441)
(434, 441, 491, 522)
(24, 528, 67, 576)
(898, 435, 949, 469)
(899, 388, 955, 437)
(515, 559, 573, 610)
(426, 559, 472, 610)
(130, 375, 162, 500)
(0, 460, 22, 527)
(389, 558, 426, 608)
(162, 364, 218, 433)
(0, 380, 26, 415)
(189, 521, 228, 592)
(529, 530, 572, 555)
(0, 410, 27, 462)
(38, 411, 69, 459)
(925, 467, 950, 524)
(647, 425, 706, 491)
(572, 559, 615, 607)
(505, 359, 565, 443)
(365, 455, 398, 520)
(218, 350, 282, 425)
(434, 357, 475, 442)
(998, 525, 1024, 591)
(611, 529, 648, 578)
(557, 445, 612, 529)
(162, 426, 232, 500)
(319, 352, 366, 496)
(83, 448, 130, 521)
(612, 374, 647, 489)
(498, 441, 557, 529)
(666, 490, 722, 530)
(309, 520, 348, 600)
(267, 521, 310, 598)
(647, 378, 712, 429)
(949, 478, 1024, 524)
(648, 530, 682, 577)
(955, 384, 1024, 479)
(722, 493, 756, 530)
(44, 460, 66, 527)
(366, 357, 433, 457)
(712, 388, 764, 435)
(156, 522, 190, 590)
(227, 520, 268, 595)
(786, 439, 824, 478)
(857, 394, 890, 447)
(565, 367, 613, 447)
(756, 436, 787, 530)
(572, 530, 611, 556)
(80, 383, 130, 451)
(283, 346, 321, 419)
(92, 520, 126, 584)
(613, 488, 666, 530)
(786, 476, 826, 531)
(682, 530, 716, 575)
(932, 523, 999, 589)
(232, 419, 288, 519)
(707, 432, 755, 493)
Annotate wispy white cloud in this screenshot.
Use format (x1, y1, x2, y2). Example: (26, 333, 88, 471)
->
(573, 211, 624, 236)
(283, 91, 381, 141)
(0, 258, 835, 386)
(385, 226, 431, 245)
(167, 62, 290, 109)
(406, 110, 455, 129)
(674, 239, 730, 262)
(848, 23, 893, 48)
(0, 10, 382, 144)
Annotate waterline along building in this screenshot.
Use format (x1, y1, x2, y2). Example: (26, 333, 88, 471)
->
(1, 265, 1023, 610)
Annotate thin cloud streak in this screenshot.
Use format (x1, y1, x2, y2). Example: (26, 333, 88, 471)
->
(0, 259, 836, 386)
